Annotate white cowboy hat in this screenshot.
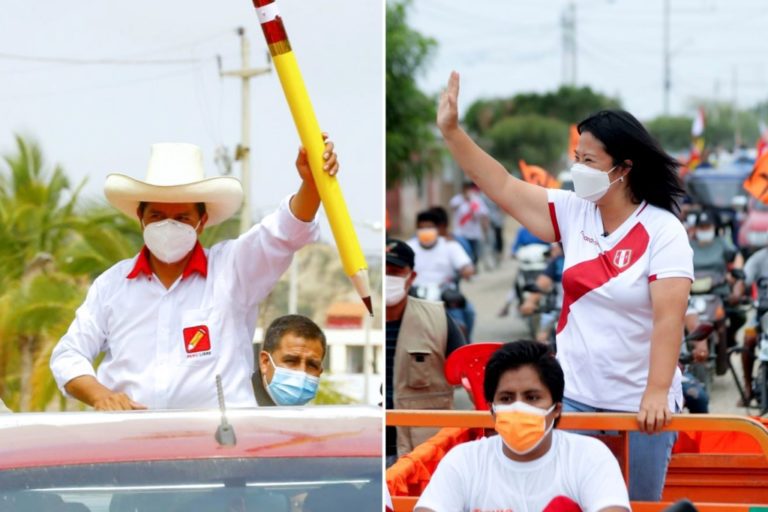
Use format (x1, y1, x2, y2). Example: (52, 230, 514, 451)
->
(104, 143, 243, 226)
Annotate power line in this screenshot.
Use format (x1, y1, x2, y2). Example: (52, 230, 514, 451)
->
(0, 52, 205, 66)
(0, 65, 202, 102)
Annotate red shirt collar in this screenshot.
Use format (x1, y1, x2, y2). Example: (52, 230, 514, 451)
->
(126, 242, 208, 280)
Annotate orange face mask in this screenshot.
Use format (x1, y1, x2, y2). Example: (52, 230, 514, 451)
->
(417, 228, 438, 247)
(493, 402, 555, 455)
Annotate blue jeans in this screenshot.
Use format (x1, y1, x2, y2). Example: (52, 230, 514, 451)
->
(562, 396, 677, 501)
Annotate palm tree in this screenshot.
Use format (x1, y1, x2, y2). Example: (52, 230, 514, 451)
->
(0, 138, 166, 410)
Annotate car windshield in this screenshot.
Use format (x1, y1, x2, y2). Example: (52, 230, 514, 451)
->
(0, 457, 381, 512)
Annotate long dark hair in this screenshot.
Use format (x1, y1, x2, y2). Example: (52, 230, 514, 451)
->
(578, 110, 685, 214)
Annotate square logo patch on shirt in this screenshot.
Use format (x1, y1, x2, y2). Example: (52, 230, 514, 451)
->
(183, 325, 211, 355)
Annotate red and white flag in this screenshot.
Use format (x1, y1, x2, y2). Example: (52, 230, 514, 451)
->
(757, 120, 768, 157)
(691, 107, 705, 138)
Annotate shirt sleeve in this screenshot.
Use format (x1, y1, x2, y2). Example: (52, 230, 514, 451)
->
(50, 277, 108, 395)
(448, 241, 473, 271)
(546, 189, 582, 246)
(744, 248, 767, 287)
(414, 445, 468, 512)
(649, 216, 694, 282)
(575, 438, 631, 512)
(226, 195, 320, 309)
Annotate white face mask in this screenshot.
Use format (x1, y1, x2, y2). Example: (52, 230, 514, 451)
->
(696, 228, 715, 243)
(385, 275, 409, 306)
(143, 219, 199, 264)
(571, 162, 621, 202)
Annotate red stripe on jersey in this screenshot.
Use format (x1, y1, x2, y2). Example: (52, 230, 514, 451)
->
(557, 223, 650, 334)
(458, 200, 480, 226)
(549, 202, 561, 242)
(649, 274, 658, 282)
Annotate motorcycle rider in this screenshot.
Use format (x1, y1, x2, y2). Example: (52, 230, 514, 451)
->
(738, 245, 768, 405)
(407, 210, 474, 287)
(690, 211, 745, 373)
(429, 206, 474, 261)
(517, 243, 564, 345)
(498, 226, 549, 317)
(407, 210, 476, 339)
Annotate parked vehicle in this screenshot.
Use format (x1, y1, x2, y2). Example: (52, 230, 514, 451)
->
(0, 407, 382, 512)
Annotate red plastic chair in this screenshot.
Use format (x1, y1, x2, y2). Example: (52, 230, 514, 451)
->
(444, 342, 503, 410)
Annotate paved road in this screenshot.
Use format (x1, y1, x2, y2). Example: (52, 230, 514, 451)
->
(454, 251, 758, 417)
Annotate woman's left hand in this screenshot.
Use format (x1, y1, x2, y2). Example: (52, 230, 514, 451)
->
(637, 387, 672, 433)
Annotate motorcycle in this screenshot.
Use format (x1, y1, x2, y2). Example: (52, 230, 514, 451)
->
(411, 282, 475, 341)
(733, 276, 768, 416)
(753, 312, 768, 415)
(520, 282, 561, 351)
(688, 271, 729, 378)
(679, 322, 715, 406)
(513, 243, 551, 303)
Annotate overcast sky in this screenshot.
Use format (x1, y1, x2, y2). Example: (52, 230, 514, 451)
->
(0, 0, 383, 255)
(408, 0, 768, 123)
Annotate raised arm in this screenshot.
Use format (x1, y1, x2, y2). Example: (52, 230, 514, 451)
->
(437, 72, 556, 242)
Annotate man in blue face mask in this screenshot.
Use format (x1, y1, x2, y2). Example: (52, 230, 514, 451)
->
(254, 315, 326, 406)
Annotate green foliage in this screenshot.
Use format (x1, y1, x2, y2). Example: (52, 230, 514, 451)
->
(313, 378, 357, 405)
(646, 116, 694, 152)
(464, 86, 621, 137)
(386, 0, 440, 186)
(486, 115, 569, 172)
(0, 137, 156, 410)
(687, 99, 760, 150)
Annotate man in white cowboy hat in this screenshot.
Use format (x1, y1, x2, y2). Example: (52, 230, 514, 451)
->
(49, 139, 338, 410)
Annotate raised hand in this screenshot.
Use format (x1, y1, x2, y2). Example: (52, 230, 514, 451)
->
(437, 71, 461, 136)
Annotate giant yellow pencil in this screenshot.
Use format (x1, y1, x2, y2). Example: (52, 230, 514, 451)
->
(252, 0, 372, 316)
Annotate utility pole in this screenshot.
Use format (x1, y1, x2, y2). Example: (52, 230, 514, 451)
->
(561, 2, 577, 86)
(219, 27, 271, 234)
(733, 65, 741, 148)
(663, 0, 671, 114)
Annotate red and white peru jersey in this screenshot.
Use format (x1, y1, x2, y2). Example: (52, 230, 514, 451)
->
(548, 189, 693, 412)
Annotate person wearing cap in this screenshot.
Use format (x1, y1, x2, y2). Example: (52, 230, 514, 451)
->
(385, 239, 466, 466)
(690, 210, 745, 374)
(49, 139, 338, 410)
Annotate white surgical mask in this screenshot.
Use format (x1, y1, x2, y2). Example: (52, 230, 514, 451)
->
(696, 229, 715, 243)
(143, 219, 199, 264)
(571, 162, 621, 202)
(385, 275, 408, 306)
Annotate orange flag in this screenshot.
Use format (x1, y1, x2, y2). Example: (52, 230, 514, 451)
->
(743, 150, 768, 203)
(568, 124, 579, 162)
(519, 159, 561, 188)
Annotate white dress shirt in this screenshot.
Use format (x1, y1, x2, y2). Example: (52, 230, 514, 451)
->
(50, 196, 319, 409)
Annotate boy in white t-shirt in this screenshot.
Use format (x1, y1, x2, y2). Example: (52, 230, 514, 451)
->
(415, 341, 630, 512)
(407, 210, 474, 289)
